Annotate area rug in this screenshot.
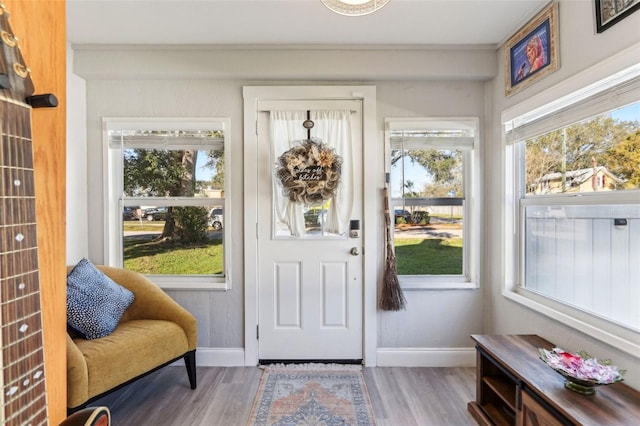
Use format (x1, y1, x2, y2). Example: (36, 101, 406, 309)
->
(247, 363, 376, 426)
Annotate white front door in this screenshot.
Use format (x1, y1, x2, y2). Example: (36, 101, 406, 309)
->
(256, 100, 363, 360)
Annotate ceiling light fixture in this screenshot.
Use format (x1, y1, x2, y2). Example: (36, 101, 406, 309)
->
(321, 0, 390, 17)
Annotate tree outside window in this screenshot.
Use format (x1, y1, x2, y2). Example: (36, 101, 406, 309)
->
(386, 119, 478, 289)
(107, 123, 228, 280)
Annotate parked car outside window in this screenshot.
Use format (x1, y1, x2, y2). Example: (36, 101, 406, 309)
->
(208, 208, 224, 230)
(394, 209, 411, 222)
(123, 206, 139, 220)
(143, 207, 167, 221)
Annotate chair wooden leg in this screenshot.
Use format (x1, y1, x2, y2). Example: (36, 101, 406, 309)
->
(184, 350, 197, 389)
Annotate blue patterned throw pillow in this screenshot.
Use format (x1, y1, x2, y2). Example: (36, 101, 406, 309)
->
(66, 258, 135, 339)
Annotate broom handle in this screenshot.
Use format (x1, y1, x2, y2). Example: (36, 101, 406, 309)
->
(383, 187, 392, 244)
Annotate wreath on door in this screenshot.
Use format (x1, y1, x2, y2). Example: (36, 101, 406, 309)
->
(275, 139, 342, 205)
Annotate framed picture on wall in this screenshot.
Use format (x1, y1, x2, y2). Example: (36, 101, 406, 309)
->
(504, 2, 559, 97)
(595, 0, 640, 33)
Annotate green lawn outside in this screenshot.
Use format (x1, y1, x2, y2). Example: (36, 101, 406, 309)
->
(394, 237, 463, 275)
(123, 234, 223, 275)
(123, 222, 165, 232)
(123, 222, 461, 276)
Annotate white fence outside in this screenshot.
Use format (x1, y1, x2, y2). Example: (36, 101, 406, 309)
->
(525, 205, 640, 330)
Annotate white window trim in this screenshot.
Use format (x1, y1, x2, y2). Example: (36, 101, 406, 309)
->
(102, 117, 232, 291)
(502, 44, 640, 357)
(385, 117, 480, 290)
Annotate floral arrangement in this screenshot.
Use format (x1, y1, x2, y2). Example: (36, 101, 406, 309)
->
(275, 139, 342, 205)
(539, 347, 625, 385)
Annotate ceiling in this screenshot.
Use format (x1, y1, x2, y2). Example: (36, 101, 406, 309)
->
(66, 0, 549, 47)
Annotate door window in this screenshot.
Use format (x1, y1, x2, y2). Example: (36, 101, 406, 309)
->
(271, 110, 354, 239)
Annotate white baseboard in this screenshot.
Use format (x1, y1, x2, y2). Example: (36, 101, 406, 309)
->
(171, 347, 475, 368)
(171, 348, 246, 367)
(376, 347, 476, 367)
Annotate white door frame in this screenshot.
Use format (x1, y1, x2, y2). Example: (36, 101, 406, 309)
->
(243, 86, 379, 366)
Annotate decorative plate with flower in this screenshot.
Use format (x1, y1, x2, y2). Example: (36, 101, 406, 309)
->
(539, 347, 625, 395)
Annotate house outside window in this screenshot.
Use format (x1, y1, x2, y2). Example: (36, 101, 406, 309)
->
(385, 118, 479, 289)
(503, 64, 640, 355)
(104, 118, 231, 290)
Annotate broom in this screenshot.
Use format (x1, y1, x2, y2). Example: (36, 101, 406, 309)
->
(378, 187, 407, 311)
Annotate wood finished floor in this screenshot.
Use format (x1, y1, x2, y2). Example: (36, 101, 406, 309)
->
(94, 366, 477, 425)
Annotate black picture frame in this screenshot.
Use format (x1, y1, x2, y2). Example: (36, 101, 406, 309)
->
(595, 0, 640, 33)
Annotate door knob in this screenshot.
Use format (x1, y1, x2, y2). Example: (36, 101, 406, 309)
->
(350, 247, 360, 256)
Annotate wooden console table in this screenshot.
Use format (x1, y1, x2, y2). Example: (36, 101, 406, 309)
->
(467, 334, 640, 425)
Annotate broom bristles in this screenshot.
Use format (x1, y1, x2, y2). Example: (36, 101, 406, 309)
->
(379, 241, 407, 311)
(379, 188, 407, 311)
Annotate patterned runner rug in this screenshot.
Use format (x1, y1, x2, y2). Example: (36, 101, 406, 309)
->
(247, 363, 376, 425)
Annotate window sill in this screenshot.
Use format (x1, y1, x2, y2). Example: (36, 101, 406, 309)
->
(400, 276, 478, 290)
(146, 275, 229, 291)
(502, 287, 640, 358)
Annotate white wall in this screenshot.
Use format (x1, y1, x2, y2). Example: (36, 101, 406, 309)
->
(376, 81, 486, 351)
(66, 44, 88, 264)
(83, 78, 245, 349)
(70, 46, 493, 362)
(487, 0, 640, 389)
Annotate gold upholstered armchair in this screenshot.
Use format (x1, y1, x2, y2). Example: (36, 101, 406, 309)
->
(66, 264, 197, 413)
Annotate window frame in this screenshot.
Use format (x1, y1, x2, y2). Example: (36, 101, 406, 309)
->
(103, 117, 232, 290)
(384, 117, 480, 290)
(502, 49, 640, 357)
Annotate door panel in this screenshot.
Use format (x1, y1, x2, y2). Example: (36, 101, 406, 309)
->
(274, 262, 301, 327)
(322, 261, 347, 327)
(257, 99, 363, 360)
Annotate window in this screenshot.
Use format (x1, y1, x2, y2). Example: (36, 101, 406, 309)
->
(503, 63, 640, 355)
(385, 118, 479, 289)
(104, 118, 231, 290)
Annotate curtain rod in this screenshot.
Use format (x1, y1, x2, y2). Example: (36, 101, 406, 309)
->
(257, 109, 357, 113)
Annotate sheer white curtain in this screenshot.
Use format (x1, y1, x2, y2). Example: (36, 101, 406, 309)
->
(270, 110, 353, 237)
(271, 111, 307, 236)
